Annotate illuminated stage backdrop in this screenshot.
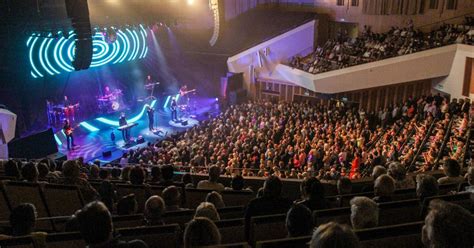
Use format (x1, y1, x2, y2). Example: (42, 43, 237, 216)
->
(27, 25, 149, 78)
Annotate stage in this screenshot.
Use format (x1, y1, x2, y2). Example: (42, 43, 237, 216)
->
(53, 97, 220, 163)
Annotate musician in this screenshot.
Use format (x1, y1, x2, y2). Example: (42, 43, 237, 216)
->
(63, 120, 75, 150)
(145, 75, 153, 85)
(179, 85, 188, 95)
(146, 106, 154, 131)
(119, 112, 129, 142)
(64, 96, 70, 106)
(170, 97, 178, 121)
(104, 86, 112, 98)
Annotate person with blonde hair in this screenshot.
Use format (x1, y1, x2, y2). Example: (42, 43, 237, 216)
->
(350, 196, 378, 229)
(194, 202, 220, 221)
(310, 222, 359, 248)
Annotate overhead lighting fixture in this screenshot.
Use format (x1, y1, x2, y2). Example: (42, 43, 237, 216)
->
(187, 0, 195, 5)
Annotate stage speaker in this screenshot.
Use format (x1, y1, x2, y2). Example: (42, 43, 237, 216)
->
(102, 150, 112, 157)
(8, 128, 58, 159)
(65, 0, 92, 71)
(229, 89, 247, 105)
(181, 120, 188, 126)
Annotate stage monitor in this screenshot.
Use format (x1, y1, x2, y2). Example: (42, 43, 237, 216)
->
(8, 128, 58, 159)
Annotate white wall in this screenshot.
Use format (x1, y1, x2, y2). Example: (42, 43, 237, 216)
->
(432, 44, 474, 99)
(227, 20, 315, 94)
(268, 44, 460, 94)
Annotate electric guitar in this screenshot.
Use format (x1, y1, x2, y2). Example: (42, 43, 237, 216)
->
(64, 127, 74, 136)
(179, 89, 196, 96)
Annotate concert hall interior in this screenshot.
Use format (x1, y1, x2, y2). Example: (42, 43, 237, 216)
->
(1, 0, 474, 248)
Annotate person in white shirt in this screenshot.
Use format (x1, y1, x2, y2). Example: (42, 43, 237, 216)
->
(197, 165, 225, 191)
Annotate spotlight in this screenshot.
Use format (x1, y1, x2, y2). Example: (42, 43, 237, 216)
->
(187, 0, 195, 5)
(215, 98, 219, 101)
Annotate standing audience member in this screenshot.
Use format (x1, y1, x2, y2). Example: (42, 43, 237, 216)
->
(197, 165, 225, 191)
(350, 196, 378, 229)
(183, 217, 221, 248)
(310, 222, 359, 248)
(286, 204, 313, 237)
(76, 201, 148, 248)
(422, 200, 474, 248)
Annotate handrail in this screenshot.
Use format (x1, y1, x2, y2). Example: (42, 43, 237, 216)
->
(461, 119, 472, 168)
(433, 116, 455, 170)
(408, 118, 437, 172)
(416, 12, 474, 30)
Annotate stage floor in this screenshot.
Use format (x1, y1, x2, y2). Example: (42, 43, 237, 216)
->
(54, 97, 220, 163)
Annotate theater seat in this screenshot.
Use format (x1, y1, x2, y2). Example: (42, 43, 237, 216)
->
(255, 235, 311, 248)
(0, 181, 11, 221)
(377, 199, 421, 226)
(215, 218, 246, 244)
(162, 209, 195, 227)
(42, 184, 84, 217)
(249, 214, 287, 247)
(313, 207, 351, 226)
(221, 190, 255, 207)
(117, 224, 181, 248)
(356, 221, 423, 248)
(184, 188, 212, 209)
(112, 214, 144, 229)
(45, 232, 86, 248)
(115, 184, 152, 213)
(421, 192, 473, 217)
(217, 206, 245, 219)
(0, 235, 35, 248)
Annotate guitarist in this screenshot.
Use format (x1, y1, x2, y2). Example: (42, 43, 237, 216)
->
(170, 97, 178, 122)
(63, 120, 75, 150)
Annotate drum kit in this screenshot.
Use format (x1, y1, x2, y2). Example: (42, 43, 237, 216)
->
(97, 89, 124, 113)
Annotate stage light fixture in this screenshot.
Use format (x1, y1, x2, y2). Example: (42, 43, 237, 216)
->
(187, 0, 195, 5)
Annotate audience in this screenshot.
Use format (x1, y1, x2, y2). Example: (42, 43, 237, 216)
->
(9, 203, 38, 236)
(416, 174, 439, 203)
(194, 202, 220, 221)
(197, 165, 225, 191)
(206, 191, 225, 209)
(183, 217, 221, 248)
(388, 162, 415, 189)
(143, 196, 165, 226)
(61, 160, 98, 202)
(286, 204, 313, 237)
(310, 222, 359, 248)
(76, 201, 148, 248)
(296, 177, 328, 211)
(21, 162, 39, 183)
(350, 196, 378, 229)
(373, 174, 396, 203)
(337, 177, 353, 195)
(438, 159, 465, 185)
(129, 166, 146, 185)
(162, 185, 185, 211)
(422, 200, 474, 248)
(116, 194, 138, 215)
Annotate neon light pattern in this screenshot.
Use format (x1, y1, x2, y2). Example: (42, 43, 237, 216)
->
(79, 121, 100, 132)
(27, 28, 149, 78)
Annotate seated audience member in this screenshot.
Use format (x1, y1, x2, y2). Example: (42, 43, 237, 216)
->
(61, 160, 98, 202)
(116, 194, 138, 215)
(438, 159, 465, 185)
(4, 159, 21, 179)
(286, 204, 313, 237)
(111, 167, 122, 180)
(422, 200, 474, 248)
(245, 176, 292, 238)
(466, 166, 474, 186)
(416, 174, 439, 203)
(181, 173, 194, 188)
(129, 166, 146, 185)
(98, 181, 117, 212)
(310, 222, 359, 248)
(37, 162, 51, 182)
(197, 165, 225, 191)
(227, 175, 251, 191)
(337, 177, 353, 195)
(121, 166, 132, 182)
(206, 191, 225, 208)
(296, 177, 328, 211)
(373, 174, 396, 203)
(184, 217, 221, 248)
(350, 196, 378, 229)
(157, 165, 180, 187)
(10, 203, 38, 236)
(388, 162, 415, 189)
(372, 165, 387, 179)
(149, 166, 161, 183)
(89, 165, 100, 180)
(98, 169, 110, 180)
(162, 185, 185, 211)
(77, 201, 148, 248)
(144, 196, 165, 226)
(195, 202, 220, 222)
(21, 162, 39, 183)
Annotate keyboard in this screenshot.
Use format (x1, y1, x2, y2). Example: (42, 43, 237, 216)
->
(118, 122, 138, 131)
